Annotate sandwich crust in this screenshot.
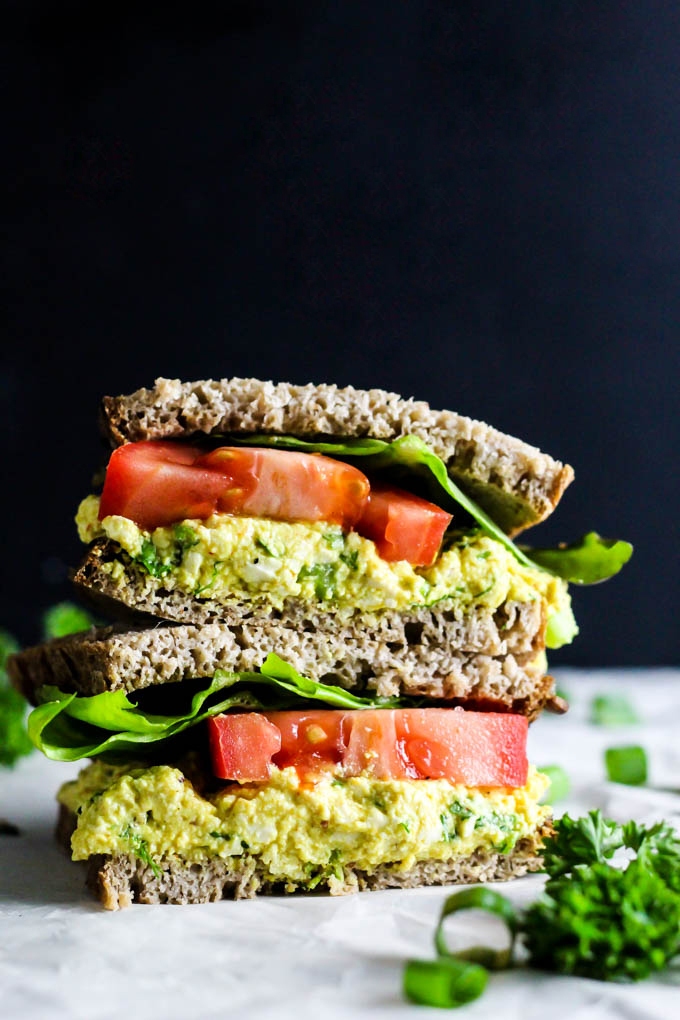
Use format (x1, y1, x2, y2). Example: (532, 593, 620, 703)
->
(100, 377, 573, 534)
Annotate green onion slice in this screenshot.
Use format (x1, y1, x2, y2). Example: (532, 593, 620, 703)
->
(590, 694, 640, 727)
(538, 765, 571, 804)
(605, 745, 648, 786)
(403, 957, 488, 1009)
(434, 887, 518, 970)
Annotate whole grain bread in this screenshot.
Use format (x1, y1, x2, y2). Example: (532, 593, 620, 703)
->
(100, 377, 573, 534)
(9, 598, 555, 718)
(56, 804, 550, 909)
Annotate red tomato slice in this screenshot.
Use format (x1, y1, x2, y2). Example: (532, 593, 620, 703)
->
(355, 484, 452, 566)
(99, 442, 227, 531)
(207, 708, 528, 786)
(208, 712, 282, 782)
(196, 447, 369, 527)
(98, 441, 370, 532)
(266, 709, 347, 772)
(343, 709, 416, 780)
(396, 709, 528, 786)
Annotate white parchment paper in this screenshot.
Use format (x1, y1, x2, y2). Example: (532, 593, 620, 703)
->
(2, 668, 680, 1020)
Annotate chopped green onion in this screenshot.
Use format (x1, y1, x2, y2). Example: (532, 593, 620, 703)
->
(434, 887, 517, 969)
(538, 765, 571, 804)
(605, 745, 648, 786)
(403, 957, 488, 1008)
(590, 694, 640, 727)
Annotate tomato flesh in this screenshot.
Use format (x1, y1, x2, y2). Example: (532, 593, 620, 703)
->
(207, 708, 528, 786)
(208, 712, 282, 782)
(99, 441, 370, 532)
(355, 484, 452, 566)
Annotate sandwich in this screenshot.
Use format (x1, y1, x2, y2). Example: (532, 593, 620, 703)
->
(8, 377, 631, 909)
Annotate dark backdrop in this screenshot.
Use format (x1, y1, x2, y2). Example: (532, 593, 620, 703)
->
(2, 2, 678, 663)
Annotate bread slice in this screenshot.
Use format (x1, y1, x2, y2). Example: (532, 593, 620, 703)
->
(56, 804, 551, 909)
(100, 377, 573, 534)
(10, 597, 558, 718)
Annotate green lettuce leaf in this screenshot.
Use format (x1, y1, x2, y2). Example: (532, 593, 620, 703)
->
(230, 434, 630, 583)
(521, 532, 633, 584)
(27, 653, 402, 762)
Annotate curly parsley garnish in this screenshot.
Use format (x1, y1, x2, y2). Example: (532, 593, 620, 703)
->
(404, 810, 680, 1007)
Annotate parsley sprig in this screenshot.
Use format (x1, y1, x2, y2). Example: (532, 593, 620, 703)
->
(0, 630, 33, 767)
(404, 810, 680, 1008)
(525, 813, 680, 981)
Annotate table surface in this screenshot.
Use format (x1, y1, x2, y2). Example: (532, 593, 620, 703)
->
(2, 668, 680, 1020)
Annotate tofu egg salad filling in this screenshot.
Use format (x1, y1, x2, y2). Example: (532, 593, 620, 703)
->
(75, 436, 579, 647)
(57, 704, 551, 891)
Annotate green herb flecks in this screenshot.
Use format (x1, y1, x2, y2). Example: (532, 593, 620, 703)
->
(194, 560, 224, 596)
(305, 848, 344, 890)
(135, 539, 173, 579)
(173, 523, 199, 559)
(297, 563, 337, 600)
(322, 531, 344, 552)
(339, 549, 359, 571)
(120, 824, 162, 879)
(255, 535, 285, 558)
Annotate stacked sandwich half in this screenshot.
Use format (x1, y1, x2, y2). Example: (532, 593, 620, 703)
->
(9, 377, 630, 908)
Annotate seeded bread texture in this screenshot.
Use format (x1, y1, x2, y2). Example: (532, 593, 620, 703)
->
(100, 377, 573, 534)
(55, 805, 550, 909)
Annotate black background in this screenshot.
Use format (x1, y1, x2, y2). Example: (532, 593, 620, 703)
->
(2, 2, 678, 664)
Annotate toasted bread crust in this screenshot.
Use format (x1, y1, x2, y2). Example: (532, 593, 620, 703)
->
(100, 377, 573, 533)
(55, 804, 551, 909)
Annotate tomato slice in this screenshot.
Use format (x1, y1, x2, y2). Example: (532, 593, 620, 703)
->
(266, 709, 347, 773)
(98, 441, 370, 532)
(207, 708, 528, 786)
(355, 484, 452, 566)
(99, 442, 227, 531)
(196, 447, 369, 527)
(343, 709, 416, 780)
(208, 712, 282, 782)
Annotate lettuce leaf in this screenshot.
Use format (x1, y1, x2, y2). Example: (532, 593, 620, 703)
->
(229, 434, 630, 583)
(27, 654, 403, 762)
(521, 532, 633, 585)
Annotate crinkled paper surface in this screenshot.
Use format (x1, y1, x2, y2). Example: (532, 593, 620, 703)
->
(2, 669, 680, 1020)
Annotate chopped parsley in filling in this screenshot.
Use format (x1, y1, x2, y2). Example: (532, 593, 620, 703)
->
(59, 762, 550, 891)
(76, 496, 576, 646)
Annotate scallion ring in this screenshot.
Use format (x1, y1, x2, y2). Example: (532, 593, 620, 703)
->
(434, 887, 518, 970)
(403, 956, 488, 1008)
